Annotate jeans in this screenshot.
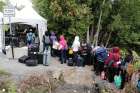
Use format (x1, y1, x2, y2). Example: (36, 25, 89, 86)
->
(61, 49, 67, 64)
(43, 44, 50, 51)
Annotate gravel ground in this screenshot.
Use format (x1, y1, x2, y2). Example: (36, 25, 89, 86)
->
(0, 53, 121, 93)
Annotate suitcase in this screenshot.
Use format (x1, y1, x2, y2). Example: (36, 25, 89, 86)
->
(28, 52, 38, 59)
(28, 44, 39, 52)
(67, 58, 73, 66)
(26, 59, 38, 66)
(18, 55, 29, 63)
(37, 52, 43, 64)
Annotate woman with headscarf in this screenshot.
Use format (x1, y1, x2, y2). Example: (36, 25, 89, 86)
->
(59, 35, 68, 64)
(50, 32, 57, 57)
(72, 36, 80, 66)
(105, 47, 121, 82)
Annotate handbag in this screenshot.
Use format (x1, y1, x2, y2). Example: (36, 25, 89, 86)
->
(52, 41, 59, 50)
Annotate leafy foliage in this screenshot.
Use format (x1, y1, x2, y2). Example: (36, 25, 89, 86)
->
(33, 0, 92, 41)
(0, 1, 5, 12)
(33, 0, 140, 52)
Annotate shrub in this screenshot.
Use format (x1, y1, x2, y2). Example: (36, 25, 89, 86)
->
(0, 80, 17, 93)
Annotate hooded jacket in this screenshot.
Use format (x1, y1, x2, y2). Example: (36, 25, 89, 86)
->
(105, 47, 121, 68)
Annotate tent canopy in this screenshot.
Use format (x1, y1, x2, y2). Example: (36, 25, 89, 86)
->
(3, 6, 47, 26)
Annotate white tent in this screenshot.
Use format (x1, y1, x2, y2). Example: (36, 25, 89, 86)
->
(3, 5, 47, 51)
(0, 12, 3, 52)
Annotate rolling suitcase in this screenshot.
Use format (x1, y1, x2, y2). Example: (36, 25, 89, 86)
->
(37, 52, 43, 64)
(18, 55, 29, 63)
(67, 58, 73, 66)
(26, 59, 38, 66)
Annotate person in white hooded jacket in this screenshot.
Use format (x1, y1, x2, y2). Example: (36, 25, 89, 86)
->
(72, 36, 80, 65)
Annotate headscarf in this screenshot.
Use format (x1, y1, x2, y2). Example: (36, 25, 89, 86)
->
(59, 35, 67, 49)
(50, 32, 57, 44)
(72, 36, 80, 51)
(72, 36, 80, 46)
(105, 47, 121, 67)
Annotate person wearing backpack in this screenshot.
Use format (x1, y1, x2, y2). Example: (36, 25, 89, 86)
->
(95, 45, 108, 75)
(26, 29, 35, 46)
(42, 31, 51, 51)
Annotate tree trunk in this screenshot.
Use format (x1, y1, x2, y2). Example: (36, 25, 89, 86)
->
(105, 31, 112, 48)
(101, 31, 108, 46)
(94, 0, 106, 47)
(87, 27, 90, 43)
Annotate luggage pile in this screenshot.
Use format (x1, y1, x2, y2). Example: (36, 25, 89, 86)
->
(18, 44, 41, 66)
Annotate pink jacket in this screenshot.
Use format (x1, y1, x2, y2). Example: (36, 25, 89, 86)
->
(59, 35, 67, 50)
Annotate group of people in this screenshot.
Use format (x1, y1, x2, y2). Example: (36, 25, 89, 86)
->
(42, 31, 91, 66)
(26, 30, 137, 90)
(93, 46, 134, 89)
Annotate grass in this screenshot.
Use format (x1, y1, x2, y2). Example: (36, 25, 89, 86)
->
(0, 68, 10, 77)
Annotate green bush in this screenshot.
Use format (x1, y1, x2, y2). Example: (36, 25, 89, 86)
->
(133, 61, 140, 71)
(0, 80, 17, 93)
(0, 69, 10, 77)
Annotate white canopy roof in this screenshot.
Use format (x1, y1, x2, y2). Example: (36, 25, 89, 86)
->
(3, 6, 47, 26)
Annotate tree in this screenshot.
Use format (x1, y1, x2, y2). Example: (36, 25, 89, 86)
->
(0, 1, 5, 12)
(33, 0, 92, 42)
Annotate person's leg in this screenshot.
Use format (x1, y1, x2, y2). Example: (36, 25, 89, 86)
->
(73, 52, 77, 66)
(64, 49, 67, 63)
(61, 50, 64, 64)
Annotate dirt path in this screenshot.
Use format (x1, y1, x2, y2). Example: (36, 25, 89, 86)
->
(0, 54, 93, 86)
(0, 53, 121, 93)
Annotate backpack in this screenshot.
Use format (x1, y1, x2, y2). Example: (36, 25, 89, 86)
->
(69, 48, 73, 55)
(27, 33, 33, 41)
(95, 47, 108, 62)
(44, 35, 50, 44)
(114, 75, 122, 89)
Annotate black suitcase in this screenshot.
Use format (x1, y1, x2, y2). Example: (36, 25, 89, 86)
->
(28, 52, 38, 59)
(18, 55, 29, 63)
(26, 59, 38, 66)
(67, 58, 73, 66)
(28, 44, 39, 53)
(37, 52, 43, 64)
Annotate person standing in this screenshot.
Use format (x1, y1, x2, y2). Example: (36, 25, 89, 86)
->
(105, 47, 121, 83)
(26, 29, 35, 46)
(59, 35, 68, 64)
(50, 32, 57, 56)
(72, 36, 80, 66)
(42, 31, 51, 51)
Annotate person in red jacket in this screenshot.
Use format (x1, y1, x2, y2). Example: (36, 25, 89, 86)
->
(105, 47, 121, 83)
